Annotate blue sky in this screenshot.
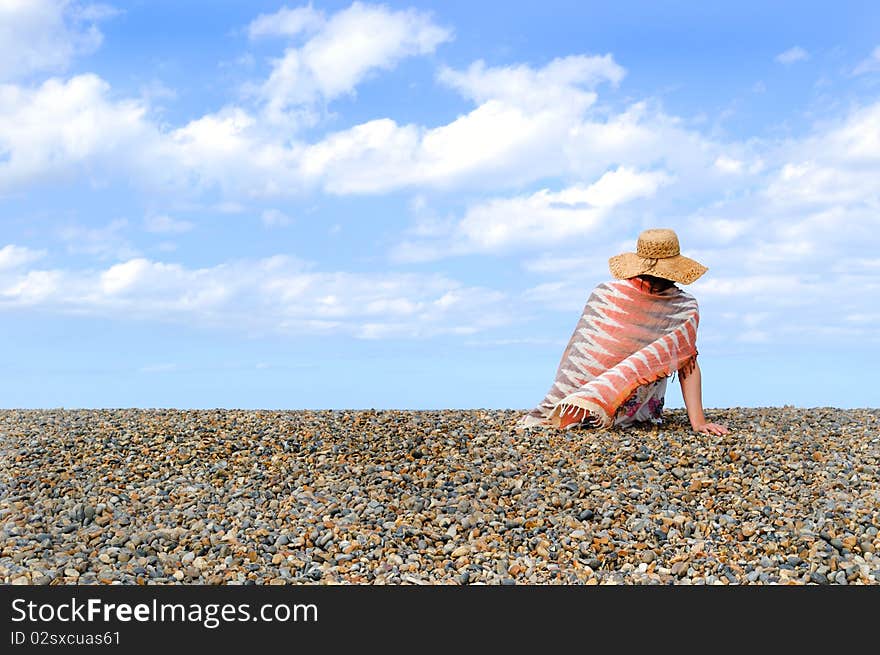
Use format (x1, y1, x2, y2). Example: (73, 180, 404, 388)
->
(1, 0, 879, 409)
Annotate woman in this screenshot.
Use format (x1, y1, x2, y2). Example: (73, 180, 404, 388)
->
(518, 228, 729, 436)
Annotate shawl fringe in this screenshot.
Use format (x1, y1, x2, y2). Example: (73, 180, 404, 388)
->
(550, 400, 610, 430)
(670, 351, 699, 382)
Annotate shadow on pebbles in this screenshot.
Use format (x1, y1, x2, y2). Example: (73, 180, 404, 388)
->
(1, 407, 878, 585)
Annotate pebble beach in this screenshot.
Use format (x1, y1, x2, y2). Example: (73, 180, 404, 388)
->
(1, 407, 878, 585)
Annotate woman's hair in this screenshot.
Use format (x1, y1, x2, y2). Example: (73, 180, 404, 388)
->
(635, 274, 677, 294)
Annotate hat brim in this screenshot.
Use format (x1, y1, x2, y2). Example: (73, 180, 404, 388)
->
(608, 252, 707, 285)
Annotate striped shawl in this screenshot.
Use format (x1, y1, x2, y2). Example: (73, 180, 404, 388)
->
(518, 277, 699, 430)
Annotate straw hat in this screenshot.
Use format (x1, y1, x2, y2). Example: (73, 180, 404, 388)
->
(608, 228, 707, 285)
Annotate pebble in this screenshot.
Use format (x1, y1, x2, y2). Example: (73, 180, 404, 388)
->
(810, 572, 829, 585)
(0, 407, 877, 586)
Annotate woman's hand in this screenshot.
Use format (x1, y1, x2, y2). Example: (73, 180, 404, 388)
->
(692, 421, 729, 436)
(679, 361, 729, 436)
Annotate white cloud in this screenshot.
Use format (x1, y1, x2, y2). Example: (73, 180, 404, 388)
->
(144, 214, 193, 234)
(737, 329, 770, 343)
(437, 54, 624, 111)
(137, 105, 308, 198)
(0, 244, 46, 270)
(577, 165, 670, 207)
(393, 167, 670, 260)
(297, 55, 643, 194)
(2, 269, 63, 304)
(688, 275, 803, 297)
(72, 3, 120, 22)
(765, 161, 876, 207)
(742, 312, 770, 328)
(714, 155, 744, 174)
(261, 208, 293, 227)
(0, 74, 153, 192)
(520, 279, 589, 313)
(760, 102, 880, 216)
(562, 100, 731, 185)
(248, 4, 324, 39)
(254, 1, 452, 124)
(0, 0, 115, 81)
(689, 217, 755, 244)
(812, 101, 880, 164)
(58, 218, 137, 260)
(100, 258, 162, 294)
(775, 46, 809, 65)
(520, 254, 609, 276)
(0, 251, 515, 339)
(138, 78, 177, 106)
(852, 46, 880, 76)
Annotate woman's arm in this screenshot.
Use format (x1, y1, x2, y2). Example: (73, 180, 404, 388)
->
(679, 359, 729, 435)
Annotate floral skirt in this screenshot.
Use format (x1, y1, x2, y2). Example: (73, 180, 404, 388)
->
(612, 377, 667, 427)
